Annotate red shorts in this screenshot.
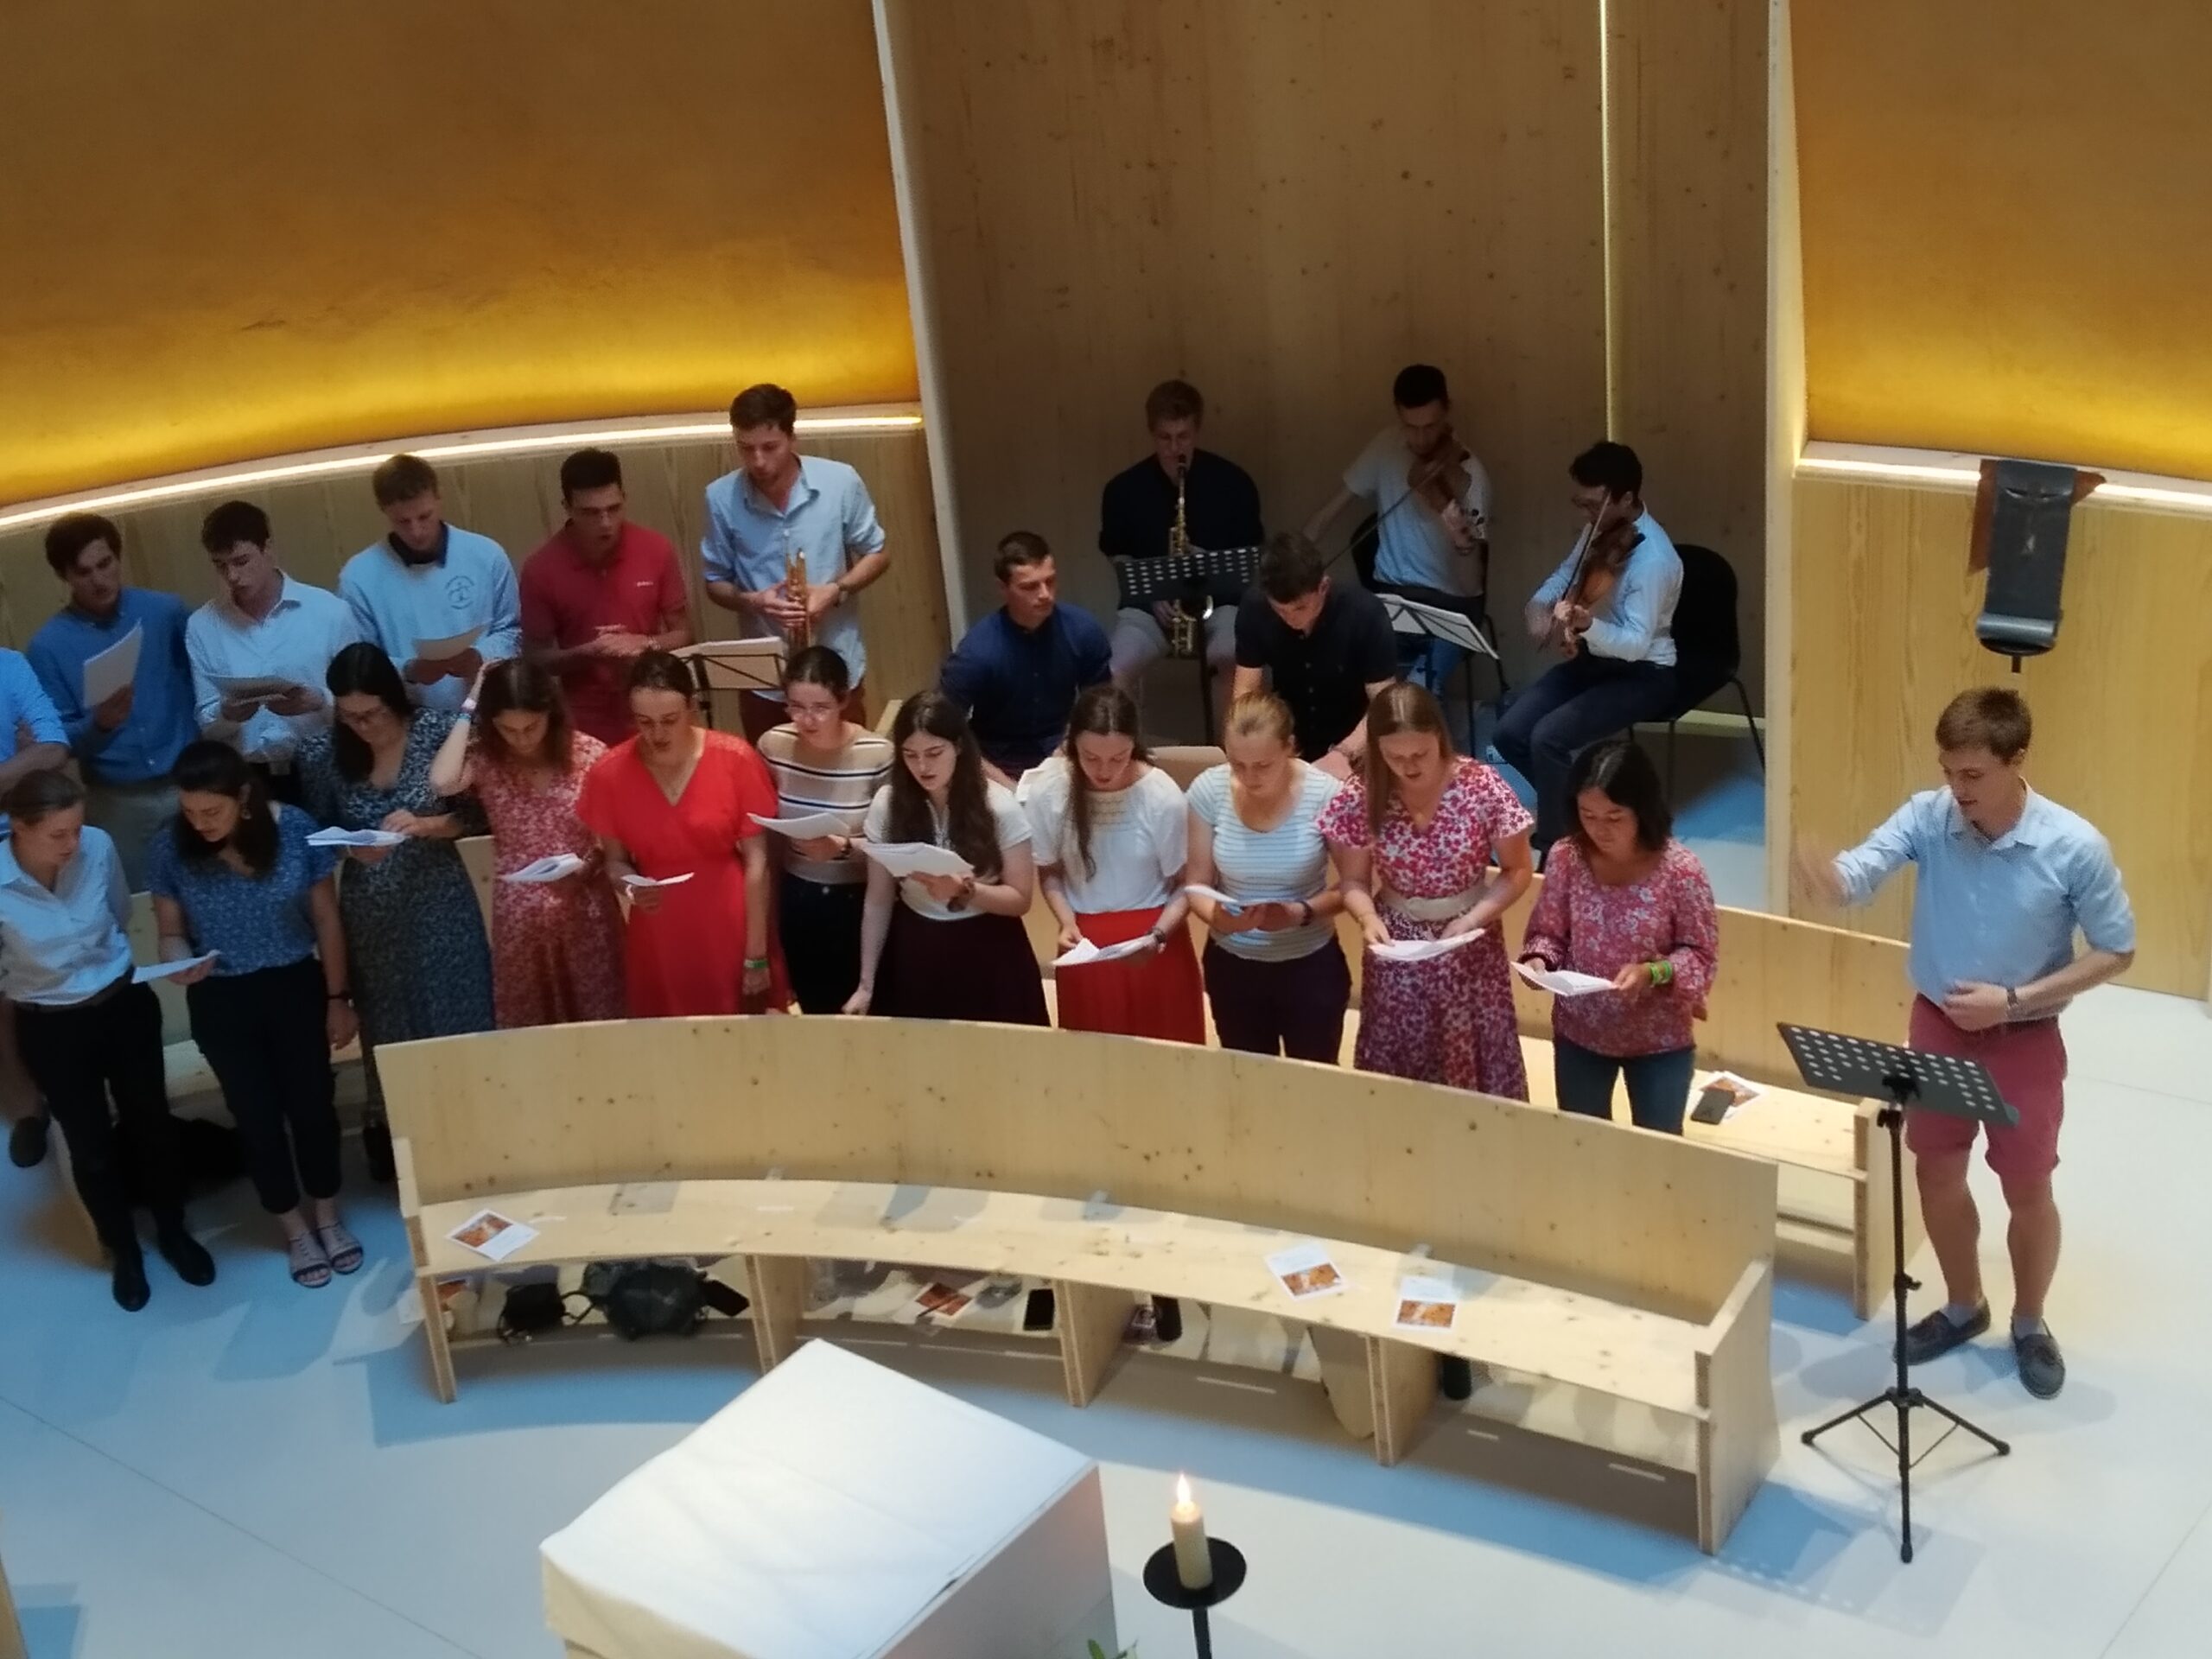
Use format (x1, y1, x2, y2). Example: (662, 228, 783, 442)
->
(1904, 996, 2066, 1182)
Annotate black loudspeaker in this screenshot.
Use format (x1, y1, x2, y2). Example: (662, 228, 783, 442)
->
(1972, 459, 2100, 668)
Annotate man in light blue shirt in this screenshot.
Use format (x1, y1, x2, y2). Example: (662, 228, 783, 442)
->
(1802, 686, 2134, 1400)
(702, 385, 891, 741)
(27, 512, 200, 888)
(339, 454, 521, 714)
(1493, 441, 1682, 855)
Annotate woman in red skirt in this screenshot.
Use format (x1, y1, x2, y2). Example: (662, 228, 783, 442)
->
(1021, 686, 1204, 1042)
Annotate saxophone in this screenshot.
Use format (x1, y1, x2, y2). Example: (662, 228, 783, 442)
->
(784, 545, 811, 649)
(1166, 461, 1208, 658)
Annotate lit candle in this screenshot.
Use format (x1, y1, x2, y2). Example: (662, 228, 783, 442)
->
(1170, 1472, 1212, 1590)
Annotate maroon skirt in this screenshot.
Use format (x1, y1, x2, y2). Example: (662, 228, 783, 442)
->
(875, 905, 1049, 1026)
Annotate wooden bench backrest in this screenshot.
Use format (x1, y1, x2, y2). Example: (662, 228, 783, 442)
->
(381, 1017, 1775, 1322)
(1501, 880, 1910, 1086)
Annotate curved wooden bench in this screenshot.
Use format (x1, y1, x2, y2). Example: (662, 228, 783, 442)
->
(380, 1015, 1779, 1550)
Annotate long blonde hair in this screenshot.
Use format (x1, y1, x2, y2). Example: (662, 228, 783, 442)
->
(1361, 682, 1456, 837)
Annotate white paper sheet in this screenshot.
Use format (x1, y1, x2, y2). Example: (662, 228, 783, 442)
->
(858, 840, 975, 880)
(1511, 959, 1618, 996)
(447, 1208, 537, 1262)
(1052, 935, 1157, 969)
(620, 871, 696, 890)
(305, 827, 409, 849)
(749, 810, 849, 839)
(1393, 1274, 1461, 1332)
(1266, 1240, 1349, 1300)
(1179, 882, 1247, 915)
(411, 623, 483, 662)
(80, 623, 143, 708)
(213, 673, 297, 705)
(1369, 926, 1488, 963)
(132, 952, 218, 985)
(501, 853, 588, 884)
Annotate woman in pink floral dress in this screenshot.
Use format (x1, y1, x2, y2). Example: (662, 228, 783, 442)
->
(1517, 737, 1717, 1133)
(1319, 683, 1534, 1097)
(429, 659, 625, 1027)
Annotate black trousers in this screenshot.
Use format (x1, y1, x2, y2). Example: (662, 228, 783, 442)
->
(778, 873, 866, 1015)
(187, 957, 340, 1214)
(16, 978, 184, 1254)
(1494, 654, 1680, 847)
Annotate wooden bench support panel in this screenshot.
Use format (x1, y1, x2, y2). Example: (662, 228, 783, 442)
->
(1308, 1325, 1377, 1441)
(1694, 1261, 1778, 1554)
(1052, 1281, 1136, 1407)
(1367, 1337, 1439, 1466)
(745, 1255, 809, 1370)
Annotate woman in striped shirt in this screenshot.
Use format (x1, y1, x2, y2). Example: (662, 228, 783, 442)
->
(757, 647, 895, 1014)
(1184, 691, 1350, 1061)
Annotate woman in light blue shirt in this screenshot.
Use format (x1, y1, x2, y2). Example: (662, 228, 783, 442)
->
(0, 770, 213, 1312)
(150, 741, 362, 1288)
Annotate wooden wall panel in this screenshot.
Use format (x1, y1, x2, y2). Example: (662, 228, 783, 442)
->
(0, 0, 914, 503)
(1763, 0, 1806, 906)
(0, 430, 950, 709)
(1607, 0, 1771, 706)
(1786, 476, 2212, 996)
(880, 0, 1608, 678)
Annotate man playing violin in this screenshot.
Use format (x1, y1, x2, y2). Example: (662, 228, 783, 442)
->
(1304, 364, 1492, 701)
(1493, 441, 1682, 860)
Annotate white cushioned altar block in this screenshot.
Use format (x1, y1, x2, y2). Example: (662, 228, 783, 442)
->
(542, 1340, 1116, 1659)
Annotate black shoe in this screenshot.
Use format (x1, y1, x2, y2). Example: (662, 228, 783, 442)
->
(111, 1251, 150, 1313)
(155, 1222, 216, 1287)
(9, 1111, 48, 1169)
(1897, 1302, 1989, 1365)
(2014, 1327, 2066, 1399)
(362, 1116, 396, 1184)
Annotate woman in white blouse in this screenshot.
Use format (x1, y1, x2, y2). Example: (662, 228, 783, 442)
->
(844, 691, 1046, 1025)
(1022, 685, 1201, 1041)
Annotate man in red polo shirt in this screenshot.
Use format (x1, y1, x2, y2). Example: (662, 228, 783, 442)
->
(521, 448, 692, 742)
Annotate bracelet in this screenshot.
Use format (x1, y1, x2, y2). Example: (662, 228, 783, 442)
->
(1647, 959, 1674, 988)
(458, 701, 477, 718)
(744, 957, 769, 970)
(1297, 899, 1314, 925)
(327, 989, 351, 1002)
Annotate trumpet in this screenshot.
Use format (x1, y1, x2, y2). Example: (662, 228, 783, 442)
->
(1166, 461, 1209, 658)
(784, 545, 811, 648)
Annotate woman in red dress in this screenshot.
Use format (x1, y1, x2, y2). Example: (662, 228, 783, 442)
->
(1021, 685, 1202, 1041)
(1319, 683, 1534, 1098)
(430, 659, 624, 1027)
(576, 652, 788, 1016)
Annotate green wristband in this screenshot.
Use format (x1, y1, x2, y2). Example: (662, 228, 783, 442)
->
(1649, 959, 1674, 988)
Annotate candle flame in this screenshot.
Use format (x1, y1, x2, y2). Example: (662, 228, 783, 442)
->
(1175, 1472, 1192, 1504)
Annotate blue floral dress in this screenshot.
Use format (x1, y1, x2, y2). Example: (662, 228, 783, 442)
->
(298, 711, 493, 1104)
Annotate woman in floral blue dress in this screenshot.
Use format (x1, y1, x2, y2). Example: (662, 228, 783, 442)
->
(298, 643, 493, 1179)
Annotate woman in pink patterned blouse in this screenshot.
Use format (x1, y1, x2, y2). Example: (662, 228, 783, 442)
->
(1517, 737, 1718, 1133)
(1319, 683, 1534, 1097)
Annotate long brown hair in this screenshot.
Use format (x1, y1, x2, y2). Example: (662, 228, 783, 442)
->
(1059, 684, 1148, 880)
(475, 658, 575, 771)
(1361, 682, 1456, 838)
(887, 691, 1002, 880)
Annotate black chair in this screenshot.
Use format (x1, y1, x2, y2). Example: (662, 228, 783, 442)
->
(1660, 544, 1764, 791)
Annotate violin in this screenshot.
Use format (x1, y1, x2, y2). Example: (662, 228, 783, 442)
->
(1406, 433, 1482, 553)
(1544, 493, 1643, 657)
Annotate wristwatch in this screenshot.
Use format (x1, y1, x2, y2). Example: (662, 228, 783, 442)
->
(2005, 986, 2021, 1016)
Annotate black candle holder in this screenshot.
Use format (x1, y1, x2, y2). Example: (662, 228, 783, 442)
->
(1142, 1537, 1246, 1659)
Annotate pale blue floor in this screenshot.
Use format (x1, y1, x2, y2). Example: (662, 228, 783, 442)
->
(5, 760, 2209, 1658)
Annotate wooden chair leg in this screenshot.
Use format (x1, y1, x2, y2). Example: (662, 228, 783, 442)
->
(416, 1272, 457, 1403)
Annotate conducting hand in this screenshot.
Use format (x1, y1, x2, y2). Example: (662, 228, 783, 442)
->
(1790, 842, 1846, 908)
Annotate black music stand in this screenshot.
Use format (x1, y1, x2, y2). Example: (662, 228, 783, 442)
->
(676, 639, 785, 730)
(1780, 1023, 2016, 1563)
(1115, 545, 1262, 745)
(1376, 590, 1502, 741)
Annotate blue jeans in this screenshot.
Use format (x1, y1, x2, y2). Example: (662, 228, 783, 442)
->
(1552, 1036, 1696, 1135)
(1399, 632, 1467, 696)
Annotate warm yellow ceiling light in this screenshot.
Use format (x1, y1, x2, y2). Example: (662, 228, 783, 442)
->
(1797, 441, 2212, 518)
(0, 407, 925, 532)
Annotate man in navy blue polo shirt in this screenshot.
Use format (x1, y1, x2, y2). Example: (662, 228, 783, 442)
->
(938, 533, 1112, 785)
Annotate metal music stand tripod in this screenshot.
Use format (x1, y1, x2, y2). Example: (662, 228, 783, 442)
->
(1114, 544, 1262, 744)
(1376, 589, 1503, 741)
(1779, 1023, 2016, 1562)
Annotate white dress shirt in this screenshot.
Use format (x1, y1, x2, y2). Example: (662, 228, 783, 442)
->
(0, 825, 134, 1006)
(187, 575, 363, 766)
